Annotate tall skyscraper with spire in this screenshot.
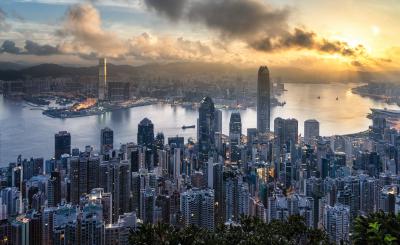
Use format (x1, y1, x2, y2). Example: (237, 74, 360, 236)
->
(257, 66, 271, 133)
(98, 58, 107, 101)
(198, 97, 215, 163)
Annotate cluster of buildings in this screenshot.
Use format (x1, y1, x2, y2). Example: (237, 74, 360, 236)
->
(98, 58, 130, 102)
(0, 66, 399, 244)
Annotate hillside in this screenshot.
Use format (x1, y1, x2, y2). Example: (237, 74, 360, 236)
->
(0, 61, 398, 83)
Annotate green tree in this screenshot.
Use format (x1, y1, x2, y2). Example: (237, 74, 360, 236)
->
(129, 215, 329, 245)
(353, 211, 400, 245)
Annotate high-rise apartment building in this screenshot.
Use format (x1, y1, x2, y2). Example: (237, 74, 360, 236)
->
(181, 188, 215, 230)
(323, 204, 350, 244)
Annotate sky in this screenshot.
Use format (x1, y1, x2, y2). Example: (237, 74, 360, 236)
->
(0, 0, 399, 71)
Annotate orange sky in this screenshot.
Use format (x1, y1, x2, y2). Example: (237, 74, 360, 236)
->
(0, 0, 399, 71)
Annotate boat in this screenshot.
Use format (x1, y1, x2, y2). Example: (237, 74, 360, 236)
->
(182, 125, 195, 129)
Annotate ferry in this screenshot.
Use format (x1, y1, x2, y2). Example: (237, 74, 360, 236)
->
(182, 125, 195, 129)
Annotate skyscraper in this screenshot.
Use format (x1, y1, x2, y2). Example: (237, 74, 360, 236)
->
(102, 159, 131, 222)
(257, 66, 271, 133)
(198, 97, 215, 163)
(69, 156, 87, 204)
(247, 128, 258, 148)
(54, 131, 71, 160)
(180, 188, 215, 230)
(137, 118, 154, 149)
(52, 204, 79, 244)
(323, 204, 350, 244)
(229, 112, 242, 145)
(224, 172, 249, 222)
(304, 119, 320, 144)
(100, 127, 114, 154)
(98, 58, 107, 101)
(80, 204, 104, 245)
(140, 188, 156, 224)
(155, 133, 165, 150)
(214, 109, 222, 133)
(274, 118, 298, 151)
(229, 112, 242, 162)
(47, 171, 61, 207)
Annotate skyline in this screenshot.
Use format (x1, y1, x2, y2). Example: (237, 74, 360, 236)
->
(1, 2, 400, 243)
(0, 0, 399, 72)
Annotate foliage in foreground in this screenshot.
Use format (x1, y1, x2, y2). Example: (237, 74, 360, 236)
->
(129, 215, 329, 245)
(353, 211, 400, 245)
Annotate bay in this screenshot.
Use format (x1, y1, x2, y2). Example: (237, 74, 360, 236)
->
(0, 82, 397, 165)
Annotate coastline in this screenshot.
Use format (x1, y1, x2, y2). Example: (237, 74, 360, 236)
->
(42, 100, 157, 119)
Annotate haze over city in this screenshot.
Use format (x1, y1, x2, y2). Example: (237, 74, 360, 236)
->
(0, 0, 399, 75)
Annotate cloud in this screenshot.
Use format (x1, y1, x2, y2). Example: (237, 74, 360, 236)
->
(1, 40, 21, 54)
(57, 3, 128, 57)
(187, 0, 289, 39)
(251, 28, 367, 57)
(1, 40, 61, 56)
(25, 40, 61, 55)
(144, 0, 186, 20)
(128, 32, 213, 62)
(143, 0, 369, 61)
(0, 7, 11, 32)
(0, 3, 215, 63)
(56, 4, 215, 62)
(351, 60, 363, 67)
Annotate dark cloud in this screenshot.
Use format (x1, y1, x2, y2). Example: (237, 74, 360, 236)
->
(351, 60, 363, 67)
(380, 58, 392, 63)
(78, 51, 99, 60)
(24, 40, 61, 56)
(144, 0, 186, 21)
(143, 0, 368, 60)
(187, 0, 289, 38)
(280, 29, 315, 49)
(251, 28, 367, 58)
(1, 40, 61, 56)
(1, 40, 22, 54)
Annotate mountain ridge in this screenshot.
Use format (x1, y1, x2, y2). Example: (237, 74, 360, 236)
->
(0, 61, 398, 83)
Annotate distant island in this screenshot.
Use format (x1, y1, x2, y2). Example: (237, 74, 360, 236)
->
(352, 82, 400, 106)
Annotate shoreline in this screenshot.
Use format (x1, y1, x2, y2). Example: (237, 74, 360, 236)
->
(42, 101, 157, 119)
(352, 87, 400, 106)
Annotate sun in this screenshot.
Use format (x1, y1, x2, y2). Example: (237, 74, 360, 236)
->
(371, 25, 380, 36)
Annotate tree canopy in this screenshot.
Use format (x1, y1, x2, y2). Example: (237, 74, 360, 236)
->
(129, 215, 329, 245)
(353, 211, 400, 245)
